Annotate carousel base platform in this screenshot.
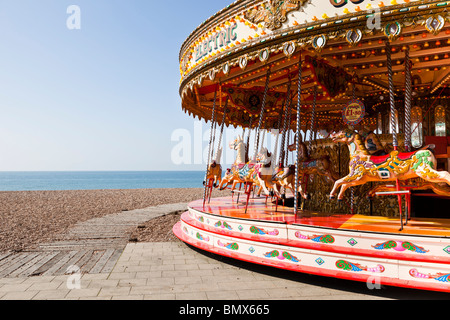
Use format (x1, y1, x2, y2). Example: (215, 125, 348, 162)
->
(173, 196, 450, 293)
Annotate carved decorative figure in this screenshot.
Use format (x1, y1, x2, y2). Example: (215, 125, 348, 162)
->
(244, 0, 307, 31)
(273, 134, 338, 200)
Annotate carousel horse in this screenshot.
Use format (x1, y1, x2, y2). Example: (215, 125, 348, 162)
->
(218, 136, 280, 196)
(329, 128, 450, 201)
(271, 164, 309, 200)
(218, 135, 276, 213)
(253, 147, 281, 196)
(203, 148, 222, 188)
(271, 135, 313, 200)
(272, 134, 338, 200)
(218, 136, 257, 191)
(287, 134, 338, 183)
(359, 128, 387, 156)
(202, 148, 223, 204)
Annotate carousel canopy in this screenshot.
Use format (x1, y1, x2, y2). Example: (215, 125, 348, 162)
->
(179, 0, 450, 132)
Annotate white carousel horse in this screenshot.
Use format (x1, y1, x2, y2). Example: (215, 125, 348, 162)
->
(254, 147, 279, 196)
(218, 136, 275, 196)
(218, 136, 256, 191)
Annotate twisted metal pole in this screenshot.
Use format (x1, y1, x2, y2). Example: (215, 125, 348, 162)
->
(404, 46, 412, 152)
(270, 103, 284, 172)
(278, 80, 293, 167)
(351, 82, 356, 215)
(203, 85, 218, 206)
(294, 55, 302, 215)
(245, 116, 253, 162)
(285, 104, 293, 167)
(253, 68, 271, 160)
(210, 86, 222, 160)
(308, 86, 317, 151)
(210, 121, 218, 161)
(214, 98, 229, 161)
(386, 40, 398, 150)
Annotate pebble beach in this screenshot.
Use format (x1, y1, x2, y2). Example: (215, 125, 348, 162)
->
(0, 188, 222, 253)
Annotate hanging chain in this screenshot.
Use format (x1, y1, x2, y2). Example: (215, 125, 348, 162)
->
(294, 55, 302, 215)
(386, 40, 398, 149)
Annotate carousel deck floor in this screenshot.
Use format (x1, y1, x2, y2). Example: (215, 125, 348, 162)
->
(192, 196, 450, 238)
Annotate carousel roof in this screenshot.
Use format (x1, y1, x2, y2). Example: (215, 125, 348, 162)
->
(178, 0, 450, 131)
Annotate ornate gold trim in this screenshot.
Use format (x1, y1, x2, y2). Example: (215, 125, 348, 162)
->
(244, 0, 308, 31)
(345, 29, 362, 47)
(425, 15, 445, 36)
(179, 2, 450, 96)
(283, 41, 296, 57)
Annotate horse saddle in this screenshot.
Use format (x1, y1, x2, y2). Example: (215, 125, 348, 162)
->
(370, 151, 415, 165)
(369, 144, 435, 166)
(234, 162, 256, 170)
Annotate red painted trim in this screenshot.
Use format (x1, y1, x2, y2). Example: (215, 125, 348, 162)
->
(173, 222, 450, 293)
(182, 212, 450, 265)
(188, 197, 450, 237)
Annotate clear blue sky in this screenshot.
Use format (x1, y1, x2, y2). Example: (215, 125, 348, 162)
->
(0, 0, 232, 171)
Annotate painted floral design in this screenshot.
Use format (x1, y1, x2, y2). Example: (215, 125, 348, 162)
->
(372, 241, 428, 253)
(409, 269, 450, 283)
(295, 231, 335, 244)
(264, 250, 299, 263)
(250, 226, 279, 236)
(336, 260, 385, 273)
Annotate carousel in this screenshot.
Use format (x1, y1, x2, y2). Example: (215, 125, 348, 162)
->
(173, 0, 450, 293)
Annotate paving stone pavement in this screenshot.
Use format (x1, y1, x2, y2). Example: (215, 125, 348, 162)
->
(1, 241, 450, 301)
(0, 202, 449, 301)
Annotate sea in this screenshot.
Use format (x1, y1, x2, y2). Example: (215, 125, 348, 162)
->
(0, 171, 207, 191)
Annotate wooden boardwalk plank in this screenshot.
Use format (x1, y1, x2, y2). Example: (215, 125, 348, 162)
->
(37, 239, 127, 251)
(0, 253, 23, 271)
(8, 252, 43, 278)
(0, 253, 40, 278)
(89, 249, 115, 274)
(61, 250, 93, 275)
(100, 249, 123, 273)
(42, 251, 78, 276)
(64, 232, 125, 240)
(22, 251, 61, 277)
(80, 251, 103, 274)
(53, 250, 89, 276)
(0, 252, 13, 263)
